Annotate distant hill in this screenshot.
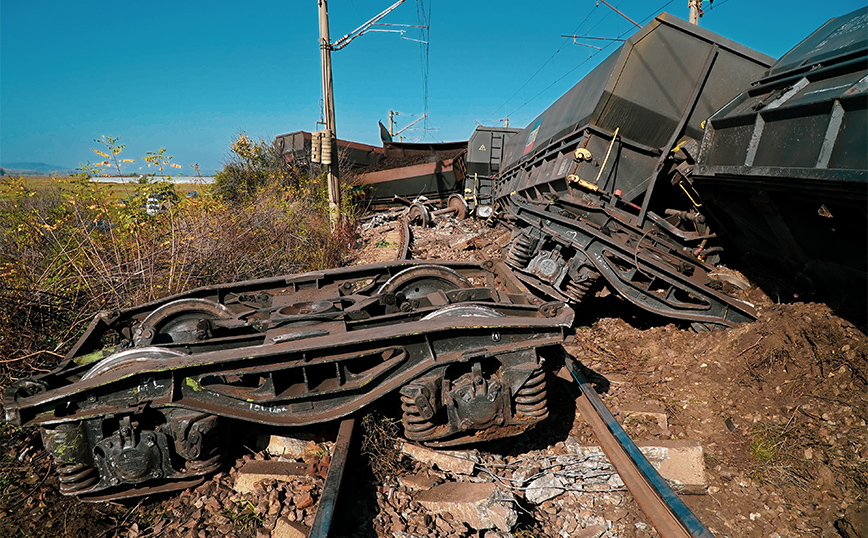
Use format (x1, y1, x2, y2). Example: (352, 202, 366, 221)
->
(0, 162, 74, 175)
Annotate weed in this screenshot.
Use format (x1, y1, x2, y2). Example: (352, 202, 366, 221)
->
(748, 426, 782, 464)
(361, 411, 405, 482)
(746, 414, 813, 488)
(374, 238, 398, 248)
(226, 499, 263, 530)
(0, 137, 357, 387)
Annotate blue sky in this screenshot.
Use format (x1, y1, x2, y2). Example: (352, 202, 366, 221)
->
(1, 1, 863, 175)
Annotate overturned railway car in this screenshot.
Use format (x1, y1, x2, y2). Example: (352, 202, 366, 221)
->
(690, 7, 868, 314)
(495, 12, 772, 329)
(494, 8, 867, 328)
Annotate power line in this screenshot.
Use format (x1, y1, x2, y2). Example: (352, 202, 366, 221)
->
(500, 0, 675, 122)
(483, 3, 601, 123)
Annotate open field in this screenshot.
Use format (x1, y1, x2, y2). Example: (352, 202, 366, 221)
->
(0, 175, 204, 201)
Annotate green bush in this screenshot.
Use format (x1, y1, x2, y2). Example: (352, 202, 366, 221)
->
(213, 133, 298, 202)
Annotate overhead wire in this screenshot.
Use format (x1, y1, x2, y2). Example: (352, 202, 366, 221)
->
(483, 2, 601, 124)
(497, 0, 676, 123)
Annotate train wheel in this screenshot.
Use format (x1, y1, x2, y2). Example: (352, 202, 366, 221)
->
(378, 265, 471, 300)
(447, 194, 467, 220)
(135, 298, 233, 346)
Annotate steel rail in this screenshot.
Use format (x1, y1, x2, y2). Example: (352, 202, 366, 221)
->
(557, 358, 714, 538)
(398, 213, 411, 260)
(309, 417, 356, 538)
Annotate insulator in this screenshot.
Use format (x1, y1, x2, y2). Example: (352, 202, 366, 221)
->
(320, 130, 333, 165)
(311, 131, 322, 164)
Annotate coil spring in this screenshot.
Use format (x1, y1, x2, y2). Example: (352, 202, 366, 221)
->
(57, 463, 99, 494)
(506, 234, 535, 268)
(515, 368, 548, 419)
(400, 393, 437, 437)
(564, 270, 601, 303)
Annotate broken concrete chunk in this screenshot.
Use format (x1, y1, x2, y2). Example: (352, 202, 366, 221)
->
(272, 517, 309, 538)
(399, 472, 442, 491)
(635, 440, 707, 494)
(525, 473, 566, 504)
(232, 460, 309, 494)
(453, 232, 482, 251)
(415, 482, 517, 532)
(265, 435, 310, 460)
(401, 442, 478, 475)
(564, 438, 707, 494)
(510, 463, 541, 487)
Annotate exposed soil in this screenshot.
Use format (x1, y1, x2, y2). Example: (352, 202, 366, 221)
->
(0, 214, 865, 538)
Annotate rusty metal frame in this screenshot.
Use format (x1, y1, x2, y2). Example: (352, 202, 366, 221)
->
(3, 260, 572, 500)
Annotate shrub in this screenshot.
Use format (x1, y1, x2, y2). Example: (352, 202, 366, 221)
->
(0, 138, 356, 384)
(213, 133, 298, 202)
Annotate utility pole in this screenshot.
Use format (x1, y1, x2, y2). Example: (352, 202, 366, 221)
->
(316, 0, 407, 228)
(688, 0, 702, 25)
(388, 112, 428, 142)
(318, 0, 340, 228)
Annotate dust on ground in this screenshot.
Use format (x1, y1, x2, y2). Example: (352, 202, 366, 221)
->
(1, 214, 865, 538)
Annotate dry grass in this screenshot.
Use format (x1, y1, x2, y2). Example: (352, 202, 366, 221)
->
(0, 173, 354, 387)
(360, 412, 406, 482)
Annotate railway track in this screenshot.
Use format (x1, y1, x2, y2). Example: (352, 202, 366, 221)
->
(558, 358, 714, 538)
(309, 418, 356, 538)
(304, 355, 717, 538)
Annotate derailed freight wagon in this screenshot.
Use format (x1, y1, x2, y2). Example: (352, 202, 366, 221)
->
(3, 261, 572, 500)
(274, 129, 468, 208)
(274, 126, 519, 215)
(493, 8, 867, 326)
(494, 12, 773, 330)
(690, 7, 868, 314)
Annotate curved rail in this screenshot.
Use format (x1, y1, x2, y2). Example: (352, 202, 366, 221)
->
(557, 358, 714, 538)
(397, 213, 411, 260)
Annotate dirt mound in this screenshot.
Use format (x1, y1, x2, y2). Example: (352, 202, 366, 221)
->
(570, 300, 867, 537)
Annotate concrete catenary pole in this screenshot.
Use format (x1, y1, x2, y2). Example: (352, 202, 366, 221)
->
(318, 0, 340, 228)
(688, 0, 702, 25)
